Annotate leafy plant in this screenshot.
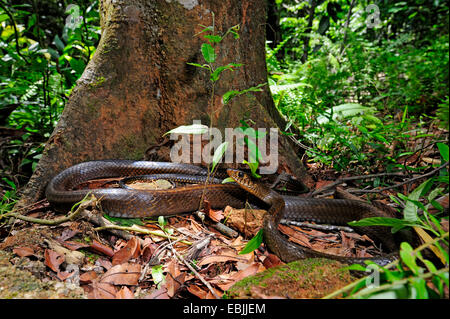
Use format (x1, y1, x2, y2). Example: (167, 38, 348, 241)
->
(328, 144, 449, 299)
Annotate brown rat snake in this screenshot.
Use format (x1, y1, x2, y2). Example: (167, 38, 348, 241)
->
(46, 160, 398, 266)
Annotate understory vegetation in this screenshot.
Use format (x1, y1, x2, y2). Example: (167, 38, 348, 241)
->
(0, 0, 449, 299)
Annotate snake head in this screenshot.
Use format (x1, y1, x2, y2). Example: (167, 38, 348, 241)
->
(226, 169, 272, 199)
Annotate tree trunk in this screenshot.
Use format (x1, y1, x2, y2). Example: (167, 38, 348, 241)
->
(16, 0, 310, 208)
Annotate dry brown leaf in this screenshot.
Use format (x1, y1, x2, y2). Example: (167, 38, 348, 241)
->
(189, 217, 204, 233)
(315, 180, 334, 190)
(57, 270, 76, 281)
(13, 246, 35, 257)
(89, 281, 117, 299)
(223, 206, 266, 238)
(216, 263, 263, 291)
(278, 224, 312, 248)
(99, 263, 142, 286)
(205, 287, 223, 299)
(96, 258, 112, 270)
(197, 255, 242, 266)
(57, 228, 80, 242)
(208, 209, 225, 223)
(60, 240, 90, 251)
(112, 236, 141, 265)
(340, 231, 355, 250)
(262, 253, 283, 269)
(166, 259, 185, 297)
(44, 249, 65, 272)
(45, 239, 84, 266)
(144, 286, 170, 299)
(90, 240, 114, 257)
(80, 270, 98, 284)
(116, 286, 135, 299)
(187, 284, 208, 299)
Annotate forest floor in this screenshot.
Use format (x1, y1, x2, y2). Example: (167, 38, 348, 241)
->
(0, 120, 449, 299)
(0, 157, 447, 299)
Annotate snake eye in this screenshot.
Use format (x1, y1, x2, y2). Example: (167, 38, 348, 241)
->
(238, 171, 244, 178)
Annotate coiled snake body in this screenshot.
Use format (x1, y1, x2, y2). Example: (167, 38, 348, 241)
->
(46, 160, 398, 266)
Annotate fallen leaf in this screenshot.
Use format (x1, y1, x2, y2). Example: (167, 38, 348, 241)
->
(340, 231, 355, 250)
(142, 242, 158, 263)
(90, 240, 114, 257)
(166, 259, 185, 297)
(95, 258, 113, 270)
(197, 254, 243, 266)
(278, 225, 312, 248)
(224, 206, 266, 238)
(89, 281, 117, 299)
(44, 249, 65, 272)
(57, 270, 76, 281)
(13, 246, 35, 257)
(57, 228, 80, 242)
(45, 238, 84, 266)
(215, 263, 262, 291)
(60, 240, 90, 251)
(116, 286, 135, 299)
(187, 284, 208, 299)
(80, 270, 98, 284)
(205, 287, 223, 299)
(144, 286, 170, 299)
(112, 236, 141, 265)
(99, 263, 142, 286)
(315, 180, 334, 190)
(262, 253, 283, 269)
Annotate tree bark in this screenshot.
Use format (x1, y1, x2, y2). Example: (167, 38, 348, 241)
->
(16, 0, 309, 208)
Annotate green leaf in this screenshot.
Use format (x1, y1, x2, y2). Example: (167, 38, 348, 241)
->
(317, 103, 377, 124)
(53, 35, 65, 52)
(243, 160, 261, 178)
(186, 62, 210, 70)
(163, 124, 208, 136)
(222, 83, 266, 105)
(437, 142, 449, 162)
(236, 127, 267, 139)
(210, 63, 242, 82)
(151, 265, 165, 289)
(399, 242, 420, 275)
(158, 216, 167, 227)
(211, 142, 228, 172)
(402, 179, 433, 222)
(221, 177, 236, 184)
(222, 90, 240, 105)
(194, 25, 214, 37)
(201, 43, 216, 63)
(204, 35, 222, 43)
(103, 214, 144, 226)
(239, 228, 263, 254)
(348, 217, 419, 232)
(244, 136, 262, 163)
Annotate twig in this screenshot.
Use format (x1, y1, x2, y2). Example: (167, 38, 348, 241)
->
(93, 224, 192, 246)
(280, 219, 355, 233)
(171, 246, 221, 299)
(310, 171, 410, 196)
(6, 197, 93, 225)
(349, 162, 449, 194)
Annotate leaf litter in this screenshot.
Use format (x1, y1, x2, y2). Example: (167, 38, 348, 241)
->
(0, 174, 411, 299)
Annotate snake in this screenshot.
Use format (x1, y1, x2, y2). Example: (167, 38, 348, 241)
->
(45, 159, 398, 266)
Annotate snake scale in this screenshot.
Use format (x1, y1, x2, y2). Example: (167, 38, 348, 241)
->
(45, 160, 398, 266)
